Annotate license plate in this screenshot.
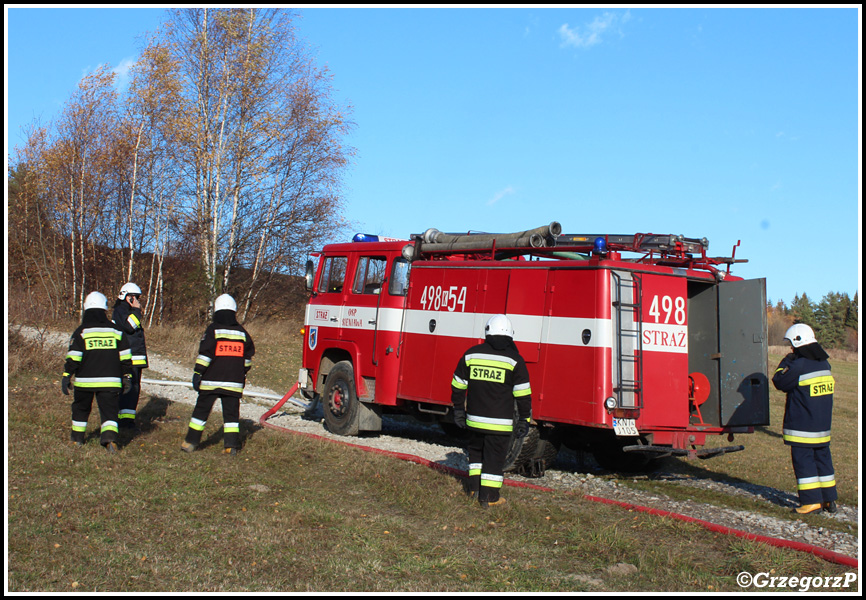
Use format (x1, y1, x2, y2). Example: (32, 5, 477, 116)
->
(613, 418, 639, 436)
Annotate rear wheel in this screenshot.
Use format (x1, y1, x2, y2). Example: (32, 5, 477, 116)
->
(503, 425, 539, 473)
(322, 361, 360, 436)
(504, 426, 561, 476)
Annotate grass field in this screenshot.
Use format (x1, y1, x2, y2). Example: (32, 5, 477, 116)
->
(619, 349, 859, 534)
(6, 326, 859, 592)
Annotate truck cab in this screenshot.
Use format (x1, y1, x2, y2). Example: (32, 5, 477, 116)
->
(301, 239, 409, 434)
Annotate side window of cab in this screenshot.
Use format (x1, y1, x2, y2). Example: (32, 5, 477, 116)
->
(352, 256, 388, 295)
(317, 256, 348, 294)
(389, 257, 410, 296)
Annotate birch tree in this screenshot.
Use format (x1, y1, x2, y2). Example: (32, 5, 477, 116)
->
(165, 7, 354, 312)
(124, 35, 186, 321)
(53, 65, 119, 310)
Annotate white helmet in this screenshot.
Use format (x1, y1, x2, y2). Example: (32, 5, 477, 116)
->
(214, 294, 237, 312)
(784, 323, 817, 348)
(485, 314, 514, 338)
(118, 282, 142, 300)
(83, 291, 108, 311)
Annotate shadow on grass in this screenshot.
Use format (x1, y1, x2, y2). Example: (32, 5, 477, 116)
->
(553, 447, 800, 508)
(646, 460, 799, 508)
(198, 417, 264, 452)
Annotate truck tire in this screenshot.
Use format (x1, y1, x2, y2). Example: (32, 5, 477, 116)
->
(322, 361, 360, 436)
(503, 425, 540, 473)
(504, 426, 561, 476)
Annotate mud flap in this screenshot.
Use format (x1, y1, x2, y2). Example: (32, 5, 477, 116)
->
(358, 401, 382, 432)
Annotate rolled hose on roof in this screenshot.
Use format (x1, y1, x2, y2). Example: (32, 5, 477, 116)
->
(412, 221, 561, 255)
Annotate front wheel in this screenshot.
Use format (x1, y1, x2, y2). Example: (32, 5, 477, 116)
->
(322, 361, 360, 436)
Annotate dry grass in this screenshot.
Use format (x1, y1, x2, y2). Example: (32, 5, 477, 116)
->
(769, 345, 858, 363)
(7, 334, 856, 593)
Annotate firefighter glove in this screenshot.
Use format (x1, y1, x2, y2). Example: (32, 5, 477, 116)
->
(452, 406, 467, 430)
(61, 376, 71, 396)
(192, 373, 201, 392)
(515, 420, 530, 439)
(122, 375, 132, 395)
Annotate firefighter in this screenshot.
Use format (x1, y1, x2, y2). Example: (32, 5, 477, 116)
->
(772, 323, 837, 515)
(112, 282, 148, 432)
(182, 294, 255, 456)
(62, 291, 133, 452)
(451, 314, 532, 508)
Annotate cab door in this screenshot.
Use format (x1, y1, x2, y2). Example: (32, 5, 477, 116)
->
(346, 255, 388, 381)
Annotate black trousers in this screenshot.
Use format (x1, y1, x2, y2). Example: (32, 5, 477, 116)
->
(118, 367, 142, 428)
(71, 389, 119, 445)
(467, 429, 510, 502)
(184, 392, 241, 449)
(790, 444, 837, 505)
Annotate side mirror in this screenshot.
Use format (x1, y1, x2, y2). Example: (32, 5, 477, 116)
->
(304, 260, 315, 292)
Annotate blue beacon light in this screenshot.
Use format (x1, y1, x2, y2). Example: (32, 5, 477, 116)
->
(352, 233, 380, 243)
(593, 236, 607, 254)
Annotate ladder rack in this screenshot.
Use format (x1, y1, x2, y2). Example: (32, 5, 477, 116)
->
(611, 271, 643, 410)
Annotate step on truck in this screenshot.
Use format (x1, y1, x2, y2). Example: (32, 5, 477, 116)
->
(299, 222, 769, 474)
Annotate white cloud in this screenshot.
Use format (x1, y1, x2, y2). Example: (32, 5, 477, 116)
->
(487, 186, 515, 206)
(112, 57, 136, 91)
(559, 10, 631, 49)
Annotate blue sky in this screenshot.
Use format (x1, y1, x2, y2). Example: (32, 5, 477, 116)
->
(5, 6, 861, 306)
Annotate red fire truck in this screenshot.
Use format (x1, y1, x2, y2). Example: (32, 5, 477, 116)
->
(299, 223, 769, 473)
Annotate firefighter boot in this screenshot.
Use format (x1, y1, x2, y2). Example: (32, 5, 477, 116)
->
(104, 441, 119, 454)
(223, 447, 239, 456)
(823, 501, 838, 514)
(480, 498, 507, 509)
(180, 441, 197, 453)
(794, 503, 823, 515)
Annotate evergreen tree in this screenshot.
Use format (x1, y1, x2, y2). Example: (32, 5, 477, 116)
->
(845, 292, 859, 330)
(789, 293, 817, 329)
(815, 292, 848, 349)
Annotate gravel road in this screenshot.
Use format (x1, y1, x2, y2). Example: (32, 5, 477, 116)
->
(18, 326, 860, 562)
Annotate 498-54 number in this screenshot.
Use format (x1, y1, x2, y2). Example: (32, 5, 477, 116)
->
(419, 285, 467, 312)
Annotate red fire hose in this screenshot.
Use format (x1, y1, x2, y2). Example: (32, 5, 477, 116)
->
(259, 387, 857, 569)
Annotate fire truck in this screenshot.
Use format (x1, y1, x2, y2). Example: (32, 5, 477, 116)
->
(299, 222, 769, 473)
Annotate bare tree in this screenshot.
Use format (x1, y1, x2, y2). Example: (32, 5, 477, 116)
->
(164, 8, 354, 314)
(52, 65, 119, 310)
(9, 8, 355, 323)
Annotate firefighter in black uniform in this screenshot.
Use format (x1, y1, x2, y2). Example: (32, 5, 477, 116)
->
(451, 314, 532, 507)
(182, 294, 255, 455)
(62, 291, 133, 452)
(112, 282, 148, 431)
(772, 323, 838, 515)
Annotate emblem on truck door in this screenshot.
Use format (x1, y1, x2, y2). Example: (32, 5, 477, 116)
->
(308, 327, 318, 351)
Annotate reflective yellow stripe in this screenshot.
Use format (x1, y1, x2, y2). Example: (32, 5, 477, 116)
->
(467, 419, 512, 432)
(784, 433, 831, 444)
(799, 375, 835, 397)
(465, 358, 515, 371)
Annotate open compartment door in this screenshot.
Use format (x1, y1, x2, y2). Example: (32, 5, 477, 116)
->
(718, 278, 770, 427)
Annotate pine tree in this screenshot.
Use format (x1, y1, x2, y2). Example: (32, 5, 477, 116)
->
(815, 292, 848, 349)
(789, 293, 817, 329)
